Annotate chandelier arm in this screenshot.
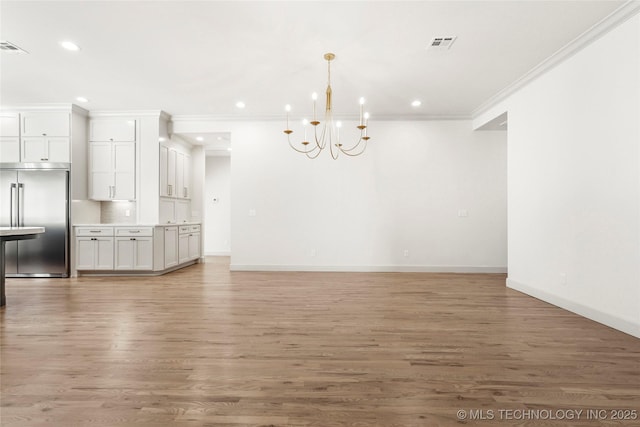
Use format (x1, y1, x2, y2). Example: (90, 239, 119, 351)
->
(288, 134, 319, 154)
(328, 125, 340, 160)
(287, 135, 307, 154)
(305, 148, 323, 159)
(340, 135, 365, 152)
(313, 122, 326, 150)
(339, 140, 368, 157)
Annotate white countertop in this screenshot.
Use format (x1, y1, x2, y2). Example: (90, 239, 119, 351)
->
(74, 222, 201, 227)
(0, 227, 45, 237)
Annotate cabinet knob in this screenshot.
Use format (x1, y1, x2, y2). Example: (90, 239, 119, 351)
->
(42, 133, 47, 136)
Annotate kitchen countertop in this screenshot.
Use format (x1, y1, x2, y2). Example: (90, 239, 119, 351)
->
(0, 226, 46, 237)
(74, 222, 201, 227)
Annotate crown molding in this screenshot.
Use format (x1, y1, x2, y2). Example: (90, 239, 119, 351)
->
(472, 0, 640, 119)
(171, 113, 471, 123)
(1, 103, 80, 113)
(89, 109, 171, 119)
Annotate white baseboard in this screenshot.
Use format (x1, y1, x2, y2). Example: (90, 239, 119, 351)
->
(205, 251, 230, 256)
(507, 278, 640, 339)
(229, 264, 507, 273)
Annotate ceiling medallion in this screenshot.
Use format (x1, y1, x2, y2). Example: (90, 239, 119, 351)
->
(284, 53, 370, 159)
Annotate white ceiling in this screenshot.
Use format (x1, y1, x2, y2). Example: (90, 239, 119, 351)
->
(0, 0, 626, 121)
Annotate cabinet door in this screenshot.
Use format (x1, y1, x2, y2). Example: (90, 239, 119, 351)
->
(167, 148, 176, 197)
(76, 238, 96, 270)
(159, 145, 169, 197)
(47, 137, 70, 162)
(178, 233, 190, 264)
(0, 114, 20, 137)
(175, 151, 184, 199)
(134, 237, 153, 270)
(0, 137, 20, 163)
(164, 227, 178, 268)
(115, 238, 135, 270)
(95, 238, 114, 270)
(188, 232, 201, 260)
(21, 137, 48, 162)
(22, 112, 70, 137)
(89, 142, 113, 200)
(113, 142, 135, 200)
(90, 119, 136, 142)
(183, 154, 191, 199)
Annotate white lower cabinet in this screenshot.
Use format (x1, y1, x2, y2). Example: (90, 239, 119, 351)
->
(188, 232, 201, 260)
(164, 226, 178, 269)
(75, 227, 115, 270)
(75, 223, 199, 274)
(114, 228, 153, 270)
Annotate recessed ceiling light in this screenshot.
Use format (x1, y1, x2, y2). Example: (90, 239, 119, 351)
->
(236, 101, 246, 109)
(411, 100, 422, 107)
(196, 136, 204, 142)
(76, 96, 89, 103)
(60, 41, 80, 51)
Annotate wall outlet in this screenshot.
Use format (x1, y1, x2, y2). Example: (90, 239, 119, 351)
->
(310, 249, 317, 257)
(458, 209, 468, 217)
(248, 209, 256, 217)
(403, 249, 410, 257)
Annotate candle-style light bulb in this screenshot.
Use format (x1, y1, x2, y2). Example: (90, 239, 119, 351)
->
(285, 104, 291, 129)
(359, 97, 365, 125)
(312, 92, 318, 122)
(363, 112, 369, 137)
(303, 118, 309, 141)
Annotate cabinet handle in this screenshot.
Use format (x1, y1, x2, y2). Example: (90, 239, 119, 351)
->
(130, 238, 136, 241)
(41, 158, 48, 161)
(42, 133, 47, 136)
(129, 230, 140, 233)
(89, 230, 101, 233)
(168, 184, 172, 196)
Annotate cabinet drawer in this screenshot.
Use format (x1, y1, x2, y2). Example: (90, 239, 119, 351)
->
(189, 225, 200, 232)
(178, 225, 190, 234)
(115, 227, 153, 237)
(75, 227, 114, 236)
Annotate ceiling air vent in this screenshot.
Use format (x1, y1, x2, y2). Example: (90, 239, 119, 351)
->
(0, 41, 29, 54)
(429, 36, 456, 50)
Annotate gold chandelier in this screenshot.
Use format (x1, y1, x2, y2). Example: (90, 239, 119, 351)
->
(284, 53, 370, 159)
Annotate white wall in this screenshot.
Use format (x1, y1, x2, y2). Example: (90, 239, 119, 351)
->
(210, 119, 506, 271)
(204, 156, 231, 255)
(501, 15, 640, 337)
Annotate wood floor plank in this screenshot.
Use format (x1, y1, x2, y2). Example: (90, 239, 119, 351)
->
(1, 257, 639, 426)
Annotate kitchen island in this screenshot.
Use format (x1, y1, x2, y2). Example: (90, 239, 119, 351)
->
(0, 227, 45, 307)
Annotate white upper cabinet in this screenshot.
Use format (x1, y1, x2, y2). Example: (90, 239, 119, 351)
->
(0, 113, 20, 137)
(90, 119, 136, 142)
(21, 137, 70, 162)
(159, 143, 192, 199)
(22, 112, 70, 137)
(89, 141, 135, 200)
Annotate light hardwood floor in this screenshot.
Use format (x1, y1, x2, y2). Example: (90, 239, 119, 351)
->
(1, 257, 639, 427)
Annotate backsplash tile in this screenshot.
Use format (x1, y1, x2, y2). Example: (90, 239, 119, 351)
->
(101, 201, 137, 224)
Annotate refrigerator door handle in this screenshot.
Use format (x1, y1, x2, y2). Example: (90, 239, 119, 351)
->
(10, 183, 17, 227)
(17, 183, 24, 226)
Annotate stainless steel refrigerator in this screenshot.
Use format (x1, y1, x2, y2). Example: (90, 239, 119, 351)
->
(0, 164, 69, 277)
